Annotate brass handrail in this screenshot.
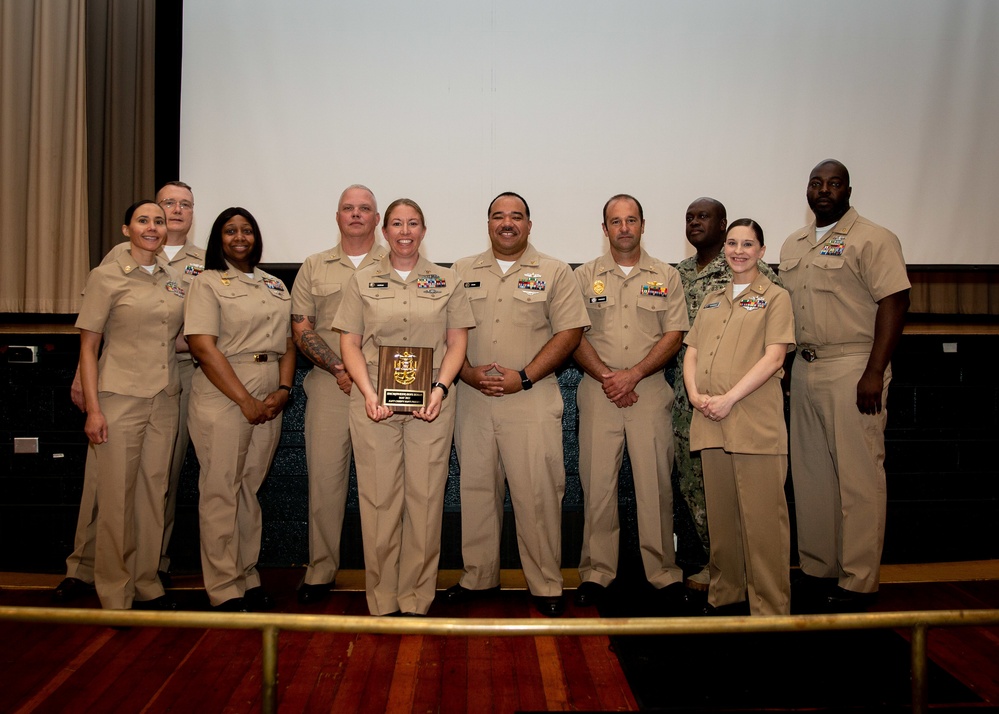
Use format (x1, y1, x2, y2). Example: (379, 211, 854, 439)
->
(3, 606, 998, 714)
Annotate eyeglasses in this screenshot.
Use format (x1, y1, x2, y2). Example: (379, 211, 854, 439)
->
(160, 199, 194, 211)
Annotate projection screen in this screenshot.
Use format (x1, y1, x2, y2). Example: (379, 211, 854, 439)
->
(181, 0, 999, 266)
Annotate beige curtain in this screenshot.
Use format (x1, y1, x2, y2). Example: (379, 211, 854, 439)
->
(0, 0, 90, 312)
(86, 0, 156, 267)
(908, 271, 999, 315)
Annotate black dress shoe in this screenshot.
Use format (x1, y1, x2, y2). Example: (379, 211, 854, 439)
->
(297, 581, 333, 605)
(533, 595, 565, 617)
(444, 583, 500, 603)
(825, 586, 877, 612)
(791, 572, 839, 614)
(53, 577, 94, 603)
(573, 581, 606, 607)
(213, 597, 248, 612)
(244, 586, 275, 611)
(656, 582, 691, 616)
(157, 570, 173, 589)
(704, 600, 751, 616)
(133, 595, 178, 611)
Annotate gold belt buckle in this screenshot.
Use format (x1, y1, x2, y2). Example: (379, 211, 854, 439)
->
(253, 353, 269, 363)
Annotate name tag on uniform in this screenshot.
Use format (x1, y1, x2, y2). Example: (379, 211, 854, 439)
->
(368, 281, 389, 288)
(589, 296, 607, 304)
(704, 301, 720, 309)
(463, 281, 480, 288)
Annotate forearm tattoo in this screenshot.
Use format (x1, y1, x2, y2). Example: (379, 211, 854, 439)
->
(299, 329, 343, 375)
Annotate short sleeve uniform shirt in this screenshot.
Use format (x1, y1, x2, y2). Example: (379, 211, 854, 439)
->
(778, 207, 909, 347)
(684, 274, 795, 454)
(76, 252, 186, 397)
(574, 248, 688, 369)
(452, 243, 589, 373)
(333, 254, 474, 377)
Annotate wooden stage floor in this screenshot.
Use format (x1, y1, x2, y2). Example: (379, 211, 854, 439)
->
(1, 564, 997, 713)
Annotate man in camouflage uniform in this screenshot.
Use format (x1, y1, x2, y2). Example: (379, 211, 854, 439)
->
(671, 197, 781, 589)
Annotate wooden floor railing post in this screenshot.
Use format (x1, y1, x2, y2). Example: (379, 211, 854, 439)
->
(262, 625, 279, 714)
(910, 622, 928, 714)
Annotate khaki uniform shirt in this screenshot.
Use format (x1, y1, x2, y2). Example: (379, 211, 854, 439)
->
(574, 249, 689, 370)
(184, 262, 291, 357)
(76, 252, 186, 398)
(102, 240, 206, 363)
(672, 253, 781, 415)
(778, 207, 909, 348)
(453, 243, 589, 376)
(333, 254, 475, 376)
(684, 274, 795, 454)
(291, 243, 388, 354)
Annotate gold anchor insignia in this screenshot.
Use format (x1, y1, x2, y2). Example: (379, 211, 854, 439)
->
(593, 280, 605, 295)
(393, 351, 419, 386)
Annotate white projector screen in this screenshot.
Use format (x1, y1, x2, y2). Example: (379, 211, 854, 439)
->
(181, 0, 999, 266)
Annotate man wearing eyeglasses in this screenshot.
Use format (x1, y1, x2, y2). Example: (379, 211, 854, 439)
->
(56, 181, 204, 605)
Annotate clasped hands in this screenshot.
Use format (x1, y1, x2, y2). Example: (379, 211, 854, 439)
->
(240, 389, 289, 425)
(694, 392, 735, 422)
(598, 368, 640, 408)
(463, 363, 524, 396)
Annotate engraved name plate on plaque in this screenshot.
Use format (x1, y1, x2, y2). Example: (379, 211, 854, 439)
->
(377, 345, 433, 412)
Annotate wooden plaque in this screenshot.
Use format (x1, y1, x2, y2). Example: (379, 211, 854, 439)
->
(377, 345, 434, 413)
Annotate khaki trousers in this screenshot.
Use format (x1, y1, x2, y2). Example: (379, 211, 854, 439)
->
(67, 357, 194, 581)
(160, 357, 195, 571)
(64, 452, 98, 582)
(301, 367, 353, 586)
(93, 390, 178, 609)
(188, 362, 281, 606)
(454, 378, 565, 598)
(577, 373, 682, 588)
(790, 353, 890, 593)
(349, 388, 454, 615)
(702, 449, 790, 616)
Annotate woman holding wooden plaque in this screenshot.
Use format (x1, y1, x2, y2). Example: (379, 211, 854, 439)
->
(336, 198, 474, 616)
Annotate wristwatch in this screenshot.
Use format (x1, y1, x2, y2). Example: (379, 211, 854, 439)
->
(519, 369, 533, 391)
(431, 381, 449, 399)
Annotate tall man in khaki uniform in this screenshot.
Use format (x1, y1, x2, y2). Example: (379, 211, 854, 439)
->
(447, 192, 589, 617)
(290, 184, 387, 605)
(572, 194, 689, 611)
(779, 160, 910, 611)
(57, 182, 203, 602)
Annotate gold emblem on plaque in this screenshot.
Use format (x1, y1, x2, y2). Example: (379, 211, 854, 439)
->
(593, 280, 605, 295)
(393, 351, 419, 386)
